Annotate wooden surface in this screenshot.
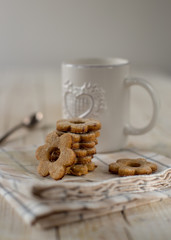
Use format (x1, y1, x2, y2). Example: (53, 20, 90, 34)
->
(0, 69, 171, 239)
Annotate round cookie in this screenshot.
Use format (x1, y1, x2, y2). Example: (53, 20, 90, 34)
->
(57, 118, 101, 134)
(109, 158, 157, 176)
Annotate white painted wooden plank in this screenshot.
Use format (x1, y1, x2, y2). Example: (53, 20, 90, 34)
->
(59, 199, 171, 240)
(0, 195, 58, 240)
(123, 199, 171, 240)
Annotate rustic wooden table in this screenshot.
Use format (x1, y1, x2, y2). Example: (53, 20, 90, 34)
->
(0, 69, 171, 240)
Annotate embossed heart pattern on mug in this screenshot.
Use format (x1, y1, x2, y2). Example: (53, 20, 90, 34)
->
(64, 92, 94, 118)
(63, 81, 106, 119)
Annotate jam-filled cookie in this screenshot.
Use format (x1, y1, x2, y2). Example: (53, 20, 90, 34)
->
(36, 131, 76, 180)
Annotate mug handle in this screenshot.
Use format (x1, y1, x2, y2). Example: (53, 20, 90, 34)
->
(124, 78, 159, 135)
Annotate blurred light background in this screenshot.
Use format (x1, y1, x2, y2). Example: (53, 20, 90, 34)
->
(0, 0, 170, 72)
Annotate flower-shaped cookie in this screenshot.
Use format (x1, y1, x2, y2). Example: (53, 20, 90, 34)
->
(56, 118, 101, 133)
(66, 164, 88, 176)
(57, 129, 100, 142)
(109, 158, 157, 176)
(36, 131, 76, 180)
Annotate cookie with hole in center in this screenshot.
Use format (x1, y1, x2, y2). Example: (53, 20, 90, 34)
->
(66, 162, 97, 176)
(36, 131, 76, 180)
(56, 118, 101, 134)
(66, 164, 88, 176)
(56, 129, 100, 143)
(86, 162, 97, 172)
(72, 141, 96, 149)
(109, 158, 157, 176)
(76, 156, 93, 164)
(74, 147, 96, 157)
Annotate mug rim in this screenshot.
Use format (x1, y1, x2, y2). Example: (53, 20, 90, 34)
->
(62, 58, 129, 68)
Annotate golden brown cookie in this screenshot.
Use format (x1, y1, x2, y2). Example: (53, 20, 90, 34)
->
(72, 141, 96, 149)
(66, 164, 88, 176)
(76, 156, 93, 164)
(74, 147, 96, 157)
(56, 118, 101, 134)
(45, 130, 59, 144)
(109, 158, 157, 177)
(57, 130, 100, 143)
(67, 162, 97, 175)
(36, 131, 76, 180)
(87, 162, 97, 172)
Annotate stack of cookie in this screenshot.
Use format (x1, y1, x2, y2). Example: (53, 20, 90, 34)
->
(56, 118, 101, 176)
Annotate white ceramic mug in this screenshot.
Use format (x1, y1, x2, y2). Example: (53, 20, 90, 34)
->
(61, 58, 158, 152)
